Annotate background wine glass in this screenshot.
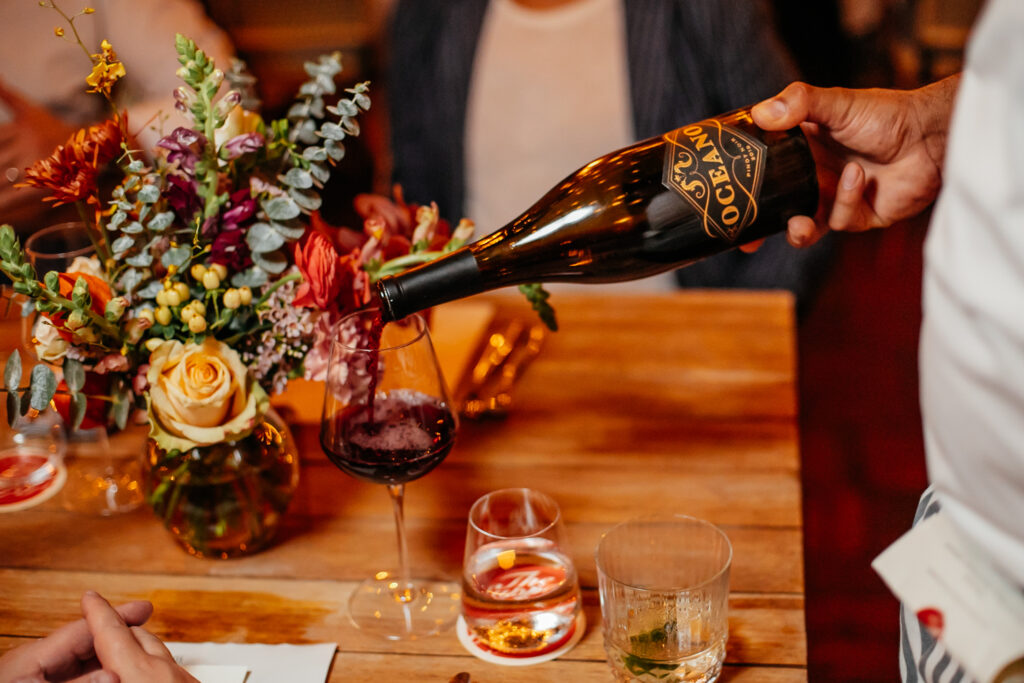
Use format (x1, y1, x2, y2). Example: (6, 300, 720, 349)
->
(320, 309, 460, 640)
(23, 221, 144, 516)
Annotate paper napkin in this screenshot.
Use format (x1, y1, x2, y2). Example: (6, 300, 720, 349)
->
(167, 642, 337, 683)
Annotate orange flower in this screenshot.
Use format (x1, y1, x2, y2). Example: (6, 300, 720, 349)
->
(18, 117, 123, 205)
(45, 272, 113, 341)
(293, 230, 342, 310)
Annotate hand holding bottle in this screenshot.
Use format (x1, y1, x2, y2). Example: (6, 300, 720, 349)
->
(750, 77, 960, 247)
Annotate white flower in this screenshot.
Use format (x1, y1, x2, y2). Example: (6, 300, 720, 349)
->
(33, 317, 68, 364)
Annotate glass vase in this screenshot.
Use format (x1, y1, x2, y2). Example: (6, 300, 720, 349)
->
(143, 407, 300, 559)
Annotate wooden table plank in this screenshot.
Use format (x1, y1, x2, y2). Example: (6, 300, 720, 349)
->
(0, 292, 805, 680)
(0, 569, 806, 667)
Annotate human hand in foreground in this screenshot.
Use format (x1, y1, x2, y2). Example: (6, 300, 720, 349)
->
(748, 76, 961, 248)
(0, 592, 196, 683)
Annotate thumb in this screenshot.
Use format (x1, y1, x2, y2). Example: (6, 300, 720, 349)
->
(751, 81, 858, 132)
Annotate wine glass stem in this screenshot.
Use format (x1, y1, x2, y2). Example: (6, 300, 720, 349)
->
(387, 483, 413, 602)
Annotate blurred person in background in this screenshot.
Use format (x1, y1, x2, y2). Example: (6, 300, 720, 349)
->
(0, 0, 233, 234)
(752, 0, 1023, 678)
(385, 0, 834, 309)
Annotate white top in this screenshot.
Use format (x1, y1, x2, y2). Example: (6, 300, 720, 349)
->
(920, 0, 1024, 587)
(0, 0, 233, 150)
(465, 0, 677, 293)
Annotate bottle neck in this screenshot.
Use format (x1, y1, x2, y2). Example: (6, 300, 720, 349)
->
(376, 247, 482, 321)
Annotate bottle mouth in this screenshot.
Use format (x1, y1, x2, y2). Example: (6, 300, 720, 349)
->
(375, 277, 401, 322)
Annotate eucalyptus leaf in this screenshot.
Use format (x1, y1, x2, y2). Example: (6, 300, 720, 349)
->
(108, 211, 127, 230)
(28, 364, 58, 411)
(122, 221, 145, 234)
(148, 211, 175, 232)
(319, 121, 346, 141)
(120, 268, 145, 294)
(280, 168, 313, 189)
(126, 252, 154, 267)
(269, 220, 306, 241)
(111, 235, 135, 255)
(330, 99, 358, 117)
(5, 391, 19, 428)
(70, 392, 87, 431)
(262, 196, 300, 221)
(112, 393, 130, 431)
(289, 188, 321, 212)
(127, 159, 145, 173)
(342, 119, 361, 137)
(287, 102, 310, 118)
(230, 267, 268, 288)
(253, 249, 288, 274)
(161, 245, 191, 268)
(246, 222, 286, 253)
(323, 139, 345, 161)
(4, 350, 21, 393)
(309, 162, 330, 184)
(135, 279, 164, 298)
(63, 358, 85, 393)
(20, 389, 31, 416)
(302, 146, 328, 162)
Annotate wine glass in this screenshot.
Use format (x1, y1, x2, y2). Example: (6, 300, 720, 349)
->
(320, 309, 460, 639)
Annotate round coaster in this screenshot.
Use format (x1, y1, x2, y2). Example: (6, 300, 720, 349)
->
(456, 611, 586, 666)
(0, 459, 66, 513)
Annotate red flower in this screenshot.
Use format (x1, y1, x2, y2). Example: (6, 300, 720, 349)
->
(18, 117, 124, 206)
(293, 229, 343, 310)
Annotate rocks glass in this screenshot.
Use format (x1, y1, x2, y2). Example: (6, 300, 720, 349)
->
(461, 488, 581, 658)
(596, 514, 732, 682)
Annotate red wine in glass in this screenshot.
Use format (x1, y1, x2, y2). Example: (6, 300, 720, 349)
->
(320, 390, 456, 485)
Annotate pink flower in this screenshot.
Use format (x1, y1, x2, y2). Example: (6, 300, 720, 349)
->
(94, 353, 130, 374)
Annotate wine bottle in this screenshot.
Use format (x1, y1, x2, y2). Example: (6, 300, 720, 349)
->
(376, 106, 817, 322)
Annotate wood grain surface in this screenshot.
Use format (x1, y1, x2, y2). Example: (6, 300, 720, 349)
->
(0, 291, 805, 681)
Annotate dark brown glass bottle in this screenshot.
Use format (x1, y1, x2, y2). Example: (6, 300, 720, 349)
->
(376, 107, 817, 322)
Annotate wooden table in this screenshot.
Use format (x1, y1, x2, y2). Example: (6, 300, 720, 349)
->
(0, 292, 806, 681)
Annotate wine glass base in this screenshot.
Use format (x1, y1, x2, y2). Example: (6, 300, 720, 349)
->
(347, 571, 461, 640)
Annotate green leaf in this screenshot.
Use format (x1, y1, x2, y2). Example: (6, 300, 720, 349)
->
(112, 392, 131, 431)
(111, 235, 135, 255)
(230, 267, 268, 289)
(319, 121, 347, 141)
(246, 222, 286, 253)
(262, 196, 300, 221)
(28, 364, 57, 411)
(43, 270, 59, 292)
(161, 245, 191, 268)
(5, 391, 19, 428)
(289, 188, 321, 212)
(269, 220, 306, 241)
(63, 358, 85, 393)
(70, 391, 87, 431)
(518, 284, 558, 331)
(280, 168, 313, 189)
(126, 252, 154, 267)
(148, 211, 175, 232)
(5, 350, 22, 393)
(253, 250, 288, 275)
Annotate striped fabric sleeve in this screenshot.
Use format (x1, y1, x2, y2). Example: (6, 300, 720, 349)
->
(898, 487, 976, 683)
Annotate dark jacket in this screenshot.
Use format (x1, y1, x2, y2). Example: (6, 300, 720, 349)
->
(387, 0, 832, 307)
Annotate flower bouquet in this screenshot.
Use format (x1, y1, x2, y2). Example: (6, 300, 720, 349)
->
(0, 4, 524, 557)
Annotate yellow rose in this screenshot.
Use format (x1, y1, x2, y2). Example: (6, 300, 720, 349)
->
(146, 337, 267, 452)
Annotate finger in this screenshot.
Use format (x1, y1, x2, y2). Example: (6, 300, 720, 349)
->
(751, 82, 859, 133)
(828, 162, 866, 231)
(129, 626, 174, 660)
(82, 592, 147, 669)
(739, 238, 765, 254)
(61, 669, 120, 683)
(14, 599, 154, 680)
(787, 215, 827, 247)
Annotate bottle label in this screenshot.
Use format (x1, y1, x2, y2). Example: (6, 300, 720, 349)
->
(662, 114, 767, 242)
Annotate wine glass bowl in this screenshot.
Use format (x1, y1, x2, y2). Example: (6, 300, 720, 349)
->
(320, 309, 460, 639)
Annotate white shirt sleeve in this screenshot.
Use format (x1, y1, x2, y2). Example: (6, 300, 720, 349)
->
(920, 0, 1024, 588)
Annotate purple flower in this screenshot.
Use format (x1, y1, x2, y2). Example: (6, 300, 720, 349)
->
(222, 132, 265, 160)
(165, 174, 201, 224)
(210, 227, 252, 271)
(157, 127, 207, 173)
(222, 189, 256, 229)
